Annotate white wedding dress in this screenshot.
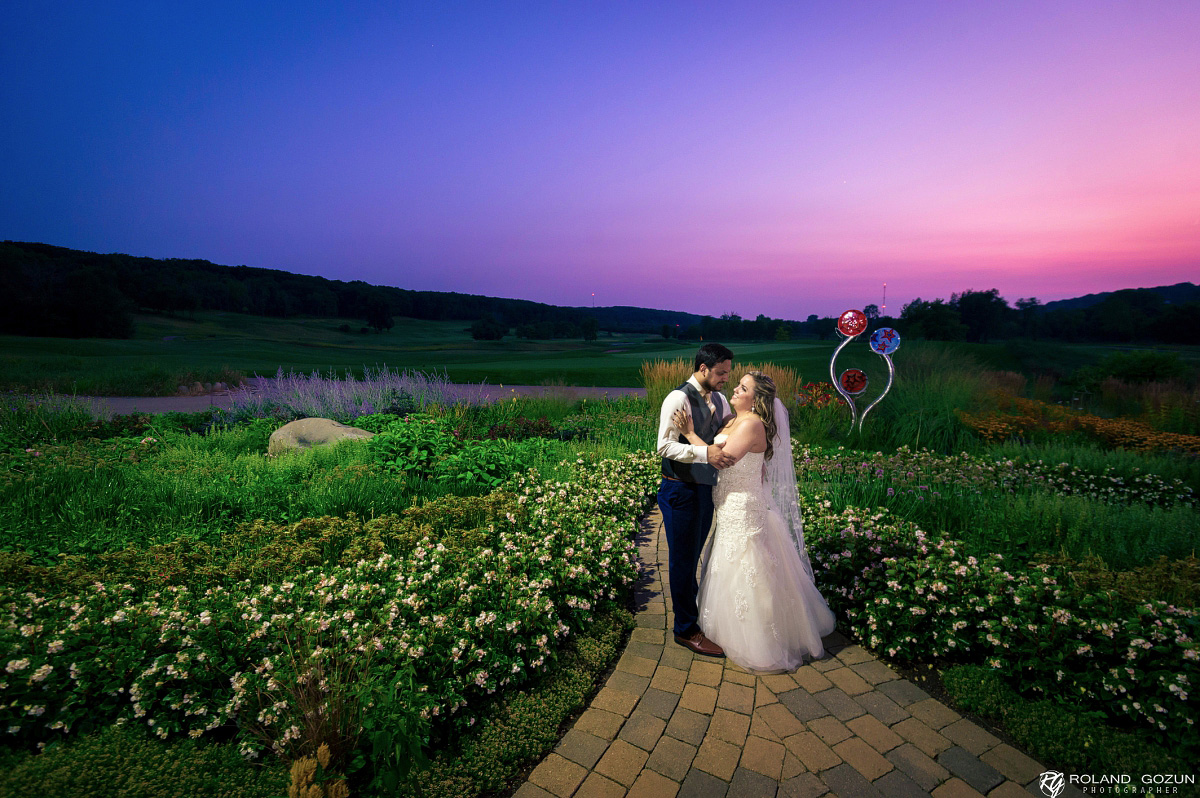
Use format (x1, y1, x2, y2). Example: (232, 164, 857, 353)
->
(696, 433, 836, 672)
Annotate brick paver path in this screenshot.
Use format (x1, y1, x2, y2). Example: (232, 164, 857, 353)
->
(514, 507, 1065, 798)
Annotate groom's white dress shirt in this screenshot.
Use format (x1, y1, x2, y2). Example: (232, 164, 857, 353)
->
(656, 375, 731, 465)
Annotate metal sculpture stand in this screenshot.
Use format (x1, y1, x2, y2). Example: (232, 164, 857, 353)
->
(828, 309, 901, 433)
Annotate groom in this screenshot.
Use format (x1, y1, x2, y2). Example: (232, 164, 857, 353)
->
(656, 343, 735, 657)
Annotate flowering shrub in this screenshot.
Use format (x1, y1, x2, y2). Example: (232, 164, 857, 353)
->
(803, 500, 1199, 754)
(0, 451, 660, 762)
(799, 444, 1194, 509)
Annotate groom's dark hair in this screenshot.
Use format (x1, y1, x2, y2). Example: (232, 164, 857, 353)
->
(694, 343, 734, 372)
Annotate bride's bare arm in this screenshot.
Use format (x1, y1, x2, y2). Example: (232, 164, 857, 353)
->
(719, 416, 767, 464)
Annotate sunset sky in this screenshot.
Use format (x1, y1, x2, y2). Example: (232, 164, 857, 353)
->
(3, 2, 1198, 320)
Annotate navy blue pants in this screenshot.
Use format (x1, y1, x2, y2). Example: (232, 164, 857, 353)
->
(657, 478, 714, 638)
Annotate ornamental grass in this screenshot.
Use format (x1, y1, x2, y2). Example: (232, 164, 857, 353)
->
(640, 357, 802, 415)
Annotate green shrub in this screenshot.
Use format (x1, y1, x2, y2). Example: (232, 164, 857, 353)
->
(943, 665, 1191, 777)
(0, 453, 654, 764)
(0, 725, 287, 798)
(0, 491, 525, 594)
(805, 502, 1199, 756)
(416, 608, 634, 798)
(367, 413, 460, 477)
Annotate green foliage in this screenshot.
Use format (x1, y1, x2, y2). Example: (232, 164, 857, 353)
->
(470, 317, 507, 341)
(0, 393, 96, 452)
(367, 414, 460, 477)
(416, 608, 634, 798)
(437, 439, 548, 489)
(805, 503, 1199, 756)
(0, 492, 523, 594)
(1046, 554, 1200, 608)
(364, 414, 555, 488)
(800, 444, 1197, 567)
(1074, 350, 1191, 389)
(352, 661, 432, 794)
(942, 665, 1191, 777)
(0, 450, 655, 782)
(0, 725, 287, 798)
(0, 434, 464, 563)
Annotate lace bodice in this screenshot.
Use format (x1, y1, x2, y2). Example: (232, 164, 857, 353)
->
(713, 433, 766, 496)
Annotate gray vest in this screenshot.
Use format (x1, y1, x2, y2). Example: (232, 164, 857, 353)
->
(662, 382, 726, 486)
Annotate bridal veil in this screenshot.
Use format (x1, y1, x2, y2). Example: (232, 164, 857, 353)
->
(766, 397, 816, 583)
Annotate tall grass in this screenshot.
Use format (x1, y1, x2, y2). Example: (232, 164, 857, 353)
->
(1097, 379, 1200, 435)
(0, 392, 105, 449)
(783, 341, 991, 453)
(639, 357, 803, 415)
(810, 477, 1195, 568)
(0, 435, 473, 563)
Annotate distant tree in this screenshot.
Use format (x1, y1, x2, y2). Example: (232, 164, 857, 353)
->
(1088, 289, 1165, 342)
(554, 320, 581, 339)
(950, 289, 1011, 343)
(901, 298, 966, 341)
(1015, 297, 1041, 338)
(660, 324, 673, 339)
(365, 296, 394, 333)
(581, 317, 599, 341)
(774, 324, 791, 342)
(470, 317, 507, 340)
(863, 304, 880, 320)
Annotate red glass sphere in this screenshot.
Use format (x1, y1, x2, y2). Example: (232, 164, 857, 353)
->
(838, 309, 868, 337)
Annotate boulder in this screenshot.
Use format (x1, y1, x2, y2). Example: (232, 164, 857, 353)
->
(268, 418, 376, 457)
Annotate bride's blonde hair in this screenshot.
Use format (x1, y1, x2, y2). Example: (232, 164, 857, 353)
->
(746, 371, 778, 461)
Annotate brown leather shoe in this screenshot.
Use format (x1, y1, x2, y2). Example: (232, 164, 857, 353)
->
(674, 632, 725, 657)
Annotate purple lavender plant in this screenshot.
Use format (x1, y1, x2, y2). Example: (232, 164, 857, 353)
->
(225, 367, 489, 423)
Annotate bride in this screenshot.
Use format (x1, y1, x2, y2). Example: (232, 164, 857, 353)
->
(673, 371, 836, 672)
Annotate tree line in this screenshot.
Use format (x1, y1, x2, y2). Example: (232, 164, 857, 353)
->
(4, 241, 1192, 346)
(897, 286, 1200, 345)
(0, 242, 699, 339)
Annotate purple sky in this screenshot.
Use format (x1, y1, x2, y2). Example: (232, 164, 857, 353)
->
(3, 2, 1198, 320)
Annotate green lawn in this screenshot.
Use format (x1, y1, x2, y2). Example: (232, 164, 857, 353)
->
(7, 311, 1193, 398)
(1, 312, 839, 394)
